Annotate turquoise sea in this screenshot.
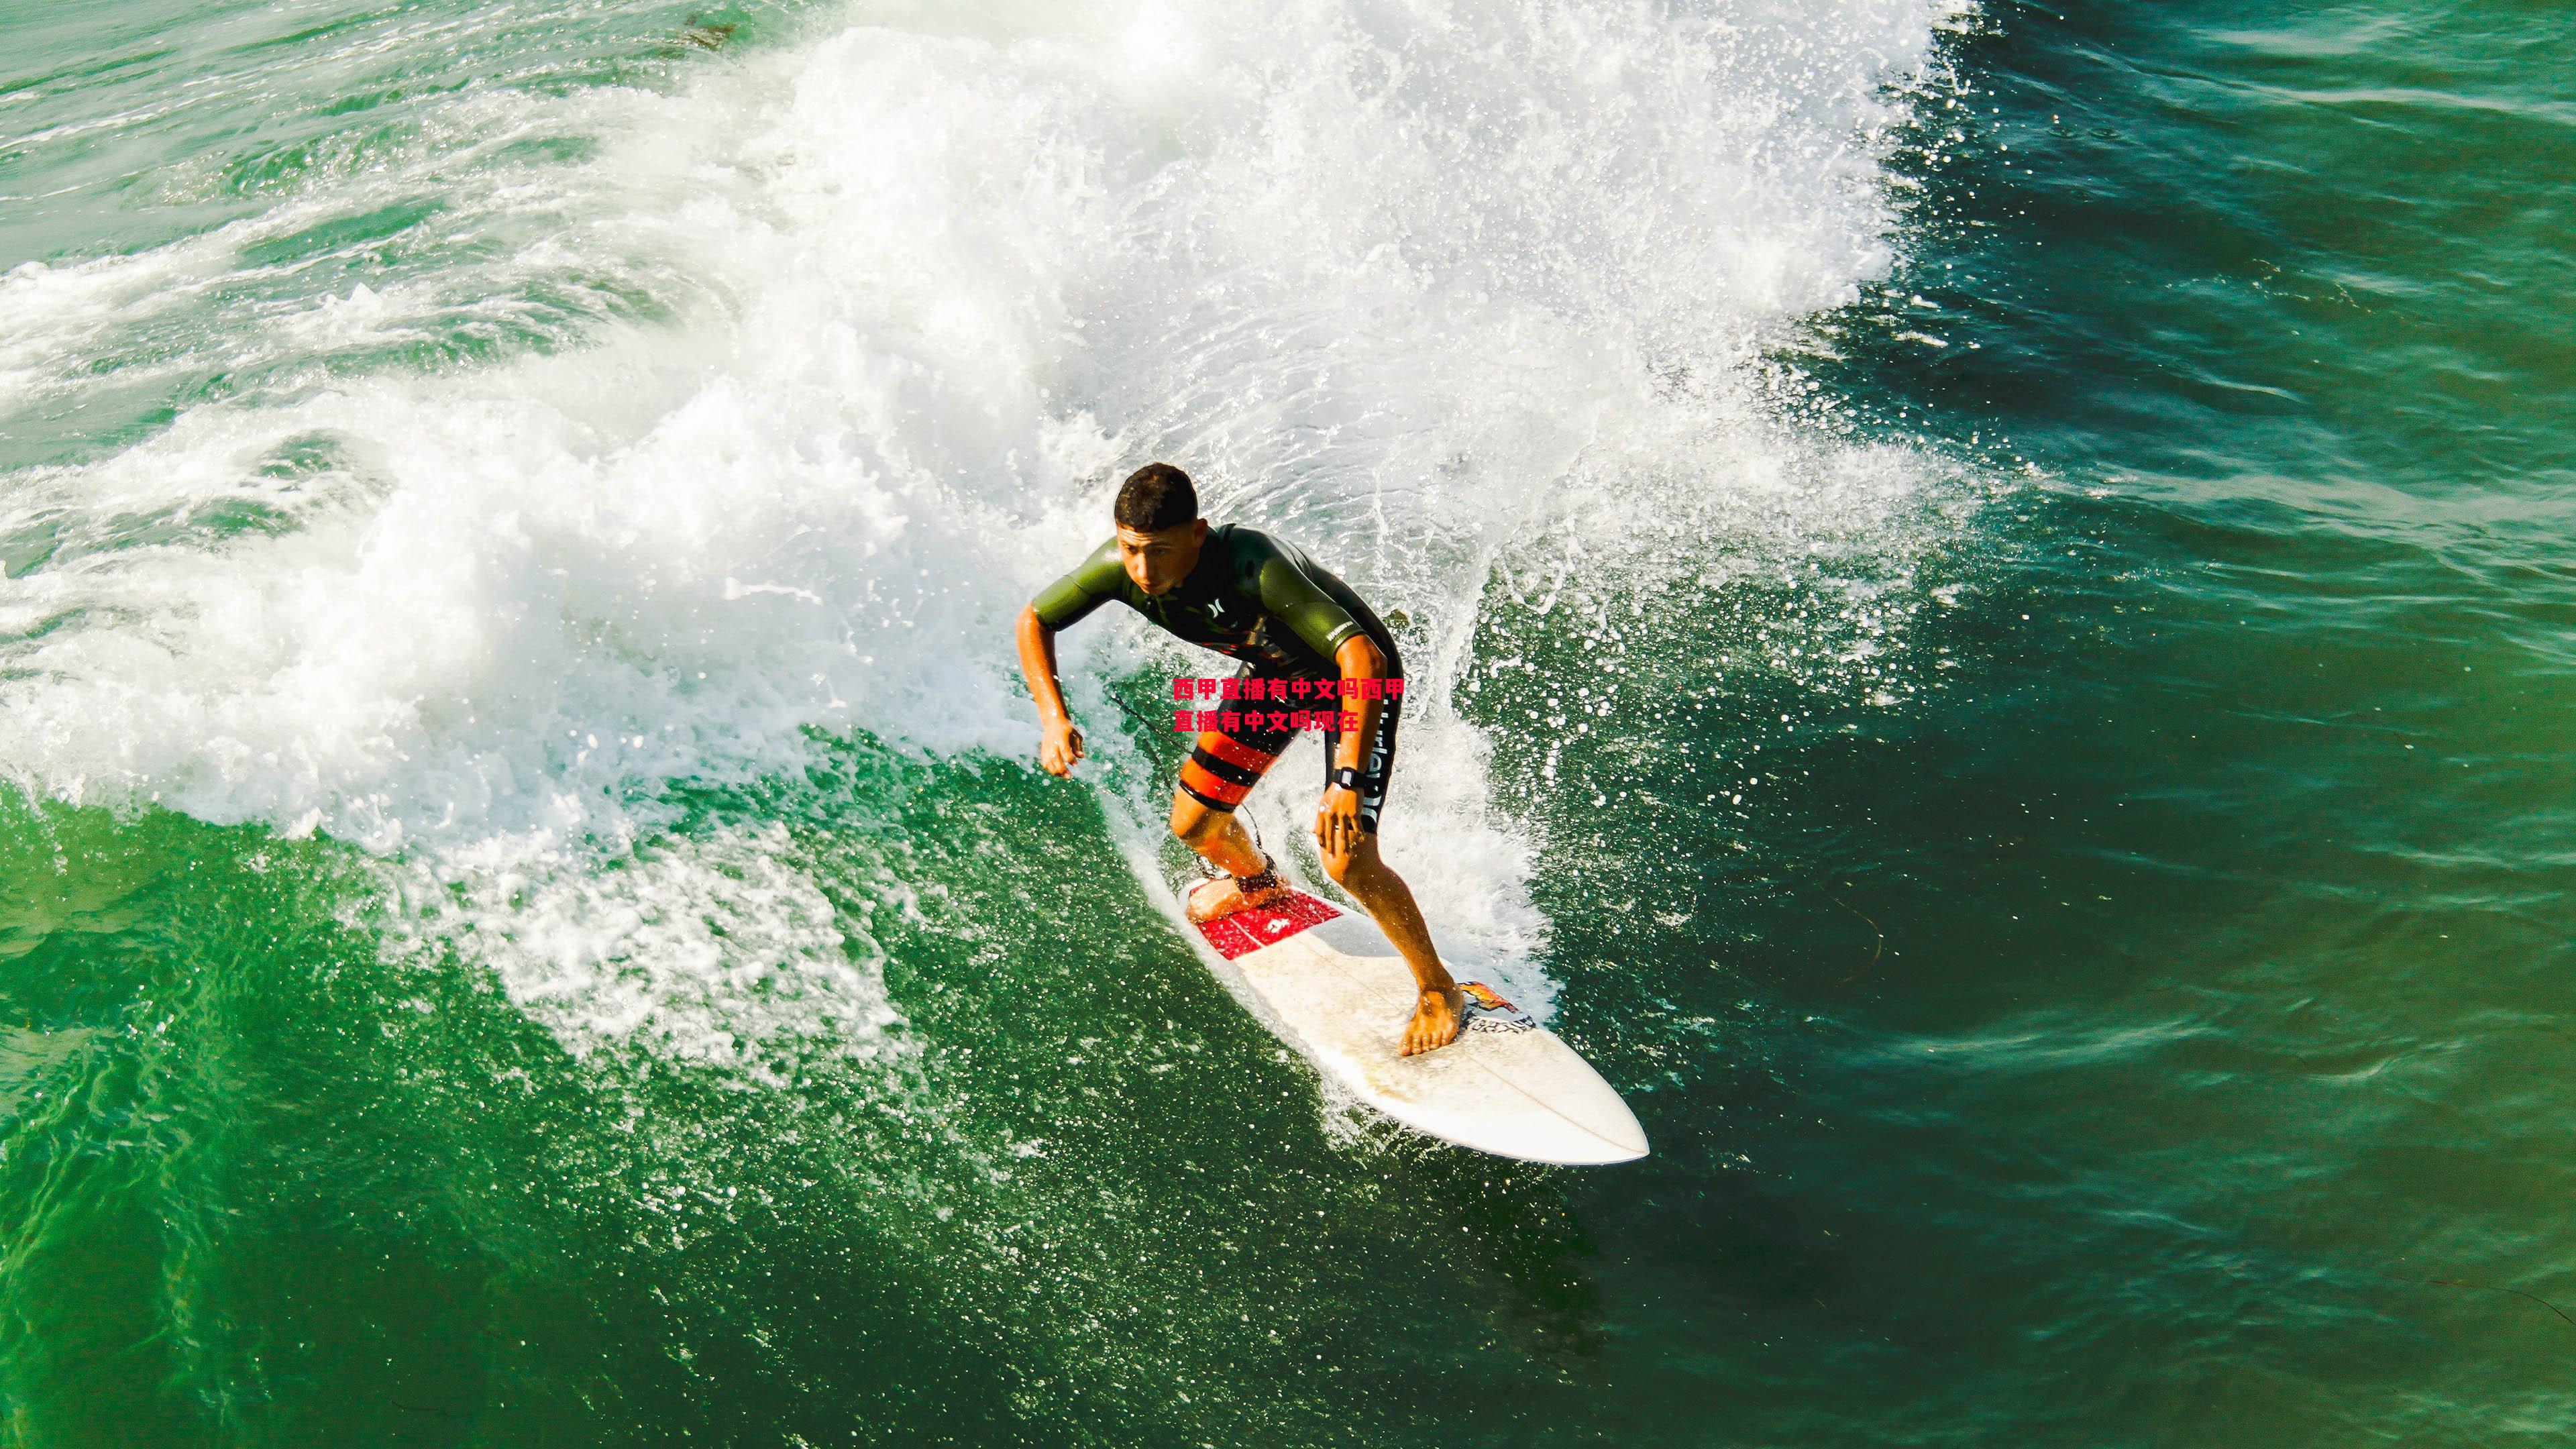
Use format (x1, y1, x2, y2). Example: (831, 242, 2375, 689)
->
(2, 0, 2568, 1442)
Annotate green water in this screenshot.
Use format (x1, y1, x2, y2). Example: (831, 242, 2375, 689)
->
(3, 0, 2571, 1444)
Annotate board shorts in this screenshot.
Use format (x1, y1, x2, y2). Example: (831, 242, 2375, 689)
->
(1177, 670, 1403, 833)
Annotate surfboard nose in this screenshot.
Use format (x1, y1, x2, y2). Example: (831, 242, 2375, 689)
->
(1399, 1063, 1649, 1166)
(1554, 1101, 1651, 1166)
(1366, 1022, 1651, 1165)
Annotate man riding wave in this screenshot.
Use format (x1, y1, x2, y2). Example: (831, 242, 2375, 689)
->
(1014, 464, 1466, 1056)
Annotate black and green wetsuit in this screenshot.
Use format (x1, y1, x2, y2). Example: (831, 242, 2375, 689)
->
(1030, 525, 1403, 680)
(1030, 525, 1406, 828)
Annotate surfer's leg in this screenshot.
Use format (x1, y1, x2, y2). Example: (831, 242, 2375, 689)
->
(1172, 792, 1293, 921)
(1171, 788, 1267, 876)
(1172, 716, 1297, 920)
(1321, 835, 1462, 1056)
(1316, 695, 1460, 1055)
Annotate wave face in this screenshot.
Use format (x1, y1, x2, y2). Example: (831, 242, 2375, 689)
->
(0, 0, 1958, 1066)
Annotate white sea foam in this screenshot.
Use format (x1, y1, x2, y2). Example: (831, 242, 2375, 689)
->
(0, 0, 1960, 1065)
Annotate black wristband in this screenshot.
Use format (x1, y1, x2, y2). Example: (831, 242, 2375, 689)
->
(1328, 765, 1366, 792)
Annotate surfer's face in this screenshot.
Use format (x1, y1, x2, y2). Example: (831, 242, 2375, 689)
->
(1117, 520, 1206, 596)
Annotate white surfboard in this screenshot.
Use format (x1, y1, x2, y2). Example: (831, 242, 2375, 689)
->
(1185, 888, 1648, 1166)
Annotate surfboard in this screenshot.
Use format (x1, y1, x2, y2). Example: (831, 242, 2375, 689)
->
(1184, 888, 1649, 1166)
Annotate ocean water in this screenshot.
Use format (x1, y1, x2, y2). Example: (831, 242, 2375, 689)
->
(1, 0, 2566, 1442)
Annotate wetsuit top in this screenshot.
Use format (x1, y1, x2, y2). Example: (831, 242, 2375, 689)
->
(1029, 525, 1402, 681)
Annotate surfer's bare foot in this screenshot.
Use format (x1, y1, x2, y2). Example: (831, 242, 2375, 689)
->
(1186, 871, 1291, 923)
(1400, 985, 1465, 1057)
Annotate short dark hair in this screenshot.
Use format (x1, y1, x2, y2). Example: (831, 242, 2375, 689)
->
(1114, 463, 1198, 532)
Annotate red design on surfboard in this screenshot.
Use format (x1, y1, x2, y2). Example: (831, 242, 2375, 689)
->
(1193, 890, 1340, 961)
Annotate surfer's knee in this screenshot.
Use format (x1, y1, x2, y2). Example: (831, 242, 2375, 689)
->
(1320, 833, 1375, 886)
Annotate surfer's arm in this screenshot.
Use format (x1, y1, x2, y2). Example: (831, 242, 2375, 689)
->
(1016, 605, 1085, 775)
(1252, 549, 1366, 662)
(1020, 543, 1126, 775)
(1330, 635, 1387, 773)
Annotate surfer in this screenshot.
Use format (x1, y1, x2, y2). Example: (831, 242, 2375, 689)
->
(1016, 464, 1466, 1056)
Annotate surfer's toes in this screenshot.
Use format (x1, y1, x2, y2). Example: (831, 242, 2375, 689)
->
(1399, 987, 1466, 1057)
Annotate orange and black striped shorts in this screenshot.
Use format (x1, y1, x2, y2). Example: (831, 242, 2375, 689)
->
(1176, 674, 1404, 833)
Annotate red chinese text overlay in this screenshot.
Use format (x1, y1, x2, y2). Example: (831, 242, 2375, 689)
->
(1168, 676, 1402, 733)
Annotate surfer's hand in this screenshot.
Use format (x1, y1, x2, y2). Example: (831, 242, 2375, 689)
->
(1315, 783, 1362, 857)
(1039, 715, 1085, 775)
